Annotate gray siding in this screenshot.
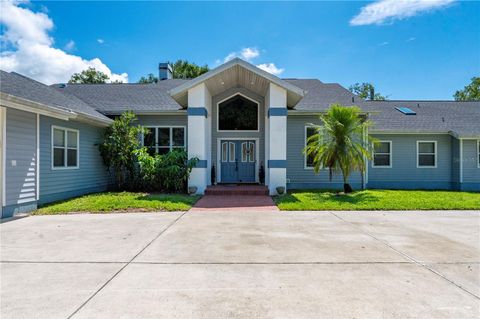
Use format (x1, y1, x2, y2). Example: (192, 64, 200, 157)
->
(5, 108, 37, 208)
(286, 115, 362, 189)
(211, 88, 265, 177)
(462, 139, 480, 191)
(39, 116, 111, 204)
(368, 134, 452, 189)
(136, 114, 187, 127)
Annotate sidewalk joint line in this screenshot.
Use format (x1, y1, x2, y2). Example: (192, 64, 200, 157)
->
(66, 211, 188, 319)
(329, 211, 480, 300)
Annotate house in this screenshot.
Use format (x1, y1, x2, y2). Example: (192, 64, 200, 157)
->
(1, 58, 479, 218)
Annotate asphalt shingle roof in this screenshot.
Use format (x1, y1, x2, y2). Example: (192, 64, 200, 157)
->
(0, 71, 111, 122)
(52, 79, 188, 114)
(2, 70, 478, 137)
(285, 79, 362, 110)
(360, 100, 480, 138)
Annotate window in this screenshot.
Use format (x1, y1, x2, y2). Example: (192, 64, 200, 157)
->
(417, 141, 437, 168)
(373, 141, 392, 167)
(241, 142, 255, 162)
(143, 127, 185, 155)
(305, 126, 317, 168)
(218, 94, 258, 131)
(52, 126, 79, 169)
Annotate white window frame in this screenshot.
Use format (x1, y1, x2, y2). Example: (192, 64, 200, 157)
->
(141, 126, 186, 154)
(372, 140, 392, 168)
(51, 125, 79, 170)
(304, 126, 320, 170)
(416, 140, 437, 168)
(477, 140, 480, 168)
(216, 93, 260, 133)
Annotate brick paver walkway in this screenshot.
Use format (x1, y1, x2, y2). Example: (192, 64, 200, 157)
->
(190, 195, 279, 212)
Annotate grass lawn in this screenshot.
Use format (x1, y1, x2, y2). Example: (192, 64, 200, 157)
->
(34, 192, 200, 215)
(274, 189, 480, 211)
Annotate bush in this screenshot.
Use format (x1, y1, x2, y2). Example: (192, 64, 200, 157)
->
(99, 111, 145, 190)
(135, 148, 198, 193)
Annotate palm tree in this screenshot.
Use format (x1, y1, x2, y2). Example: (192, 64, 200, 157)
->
(304, 104, 375, 193)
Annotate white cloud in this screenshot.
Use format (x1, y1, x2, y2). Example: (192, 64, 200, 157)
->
(223, 47, 260, 62)
(0, 1, 127, 84)
(64, 40, 75, 51)
(97, 38, 104, 44)
(378, 41, 389, 46)
(220, 47, 284, 76)
(407, 37, 416, 42)
(257, 63, 284, 76)
(350, 0, 455, 26)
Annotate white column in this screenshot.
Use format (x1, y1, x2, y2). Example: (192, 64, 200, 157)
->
(266, 83, 287, 195)
(187, 83, 211, 194)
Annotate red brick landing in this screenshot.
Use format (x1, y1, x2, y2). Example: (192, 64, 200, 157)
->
(204, 185, 269, 196)
(190, 185, 279, 212)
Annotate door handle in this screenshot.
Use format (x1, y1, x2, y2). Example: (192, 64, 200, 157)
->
(235, 159, 238, 171)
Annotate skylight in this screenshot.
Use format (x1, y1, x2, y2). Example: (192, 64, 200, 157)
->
(396, 107, 416, 115)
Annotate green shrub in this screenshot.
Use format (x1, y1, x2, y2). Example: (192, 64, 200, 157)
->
(99, 111, 145, 190)
(135, 148, 198, 193)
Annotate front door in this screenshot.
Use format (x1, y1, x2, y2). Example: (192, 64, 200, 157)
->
(220, 140, 256, 183)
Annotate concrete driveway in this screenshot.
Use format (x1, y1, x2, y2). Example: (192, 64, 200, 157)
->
(1, 210, 479, 318)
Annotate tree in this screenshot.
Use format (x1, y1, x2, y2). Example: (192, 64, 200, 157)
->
(170, 59, 209, 79)
(349, 82, 386, 100)
(304, 104, 375, 193)
(454, 77, 480, 101)
(68, 67, 109, 84)
(138, 73, 158, 84)
(99, 111, 145, 189)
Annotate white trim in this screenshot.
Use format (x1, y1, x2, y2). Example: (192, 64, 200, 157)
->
(0, 92, 73, 121)
(51, 125, 80, 170)
(477, 139, 480, 168)
(36, 114, 40, 200)
(216, 92, 260, 133)
(168, 58, 305, 100)
(416, 140, 437, 168)
(1, 107, 6, 208)
(141, 126, 187, 153)
(372, 140, 392, 168)
(216, 137, 260, 183)
(459, 139, 463, 183)
(477, 139, 480, 169)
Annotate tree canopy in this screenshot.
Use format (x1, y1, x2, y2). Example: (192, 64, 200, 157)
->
(349, 82, 386, 101)
(138, 73, 158, 84)
(454, 77, 480, 101)
(170, 60, 209, 79)
(68, 67, 110, 84)
(137, 60, 210, 83)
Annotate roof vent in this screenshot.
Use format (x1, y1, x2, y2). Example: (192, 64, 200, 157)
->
(396, 107, 416, 115)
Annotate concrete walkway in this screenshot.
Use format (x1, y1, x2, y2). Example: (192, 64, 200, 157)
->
(1, 210, 479, 318)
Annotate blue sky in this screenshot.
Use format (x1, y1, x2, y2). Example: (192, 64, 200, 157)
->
(1, 0, 479, 100)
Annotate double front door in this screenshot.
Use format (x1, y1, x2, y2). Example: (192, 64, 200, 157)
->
(220, 140, 256, 183)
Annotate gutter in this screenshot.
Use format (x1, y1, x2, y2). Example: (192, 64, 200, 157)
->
(0, 92, 112, 126)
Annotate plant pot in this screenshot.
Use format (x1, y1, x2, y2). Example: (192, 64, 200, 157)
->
(188, 186, 198, 195)
(276, 186, 285, 195)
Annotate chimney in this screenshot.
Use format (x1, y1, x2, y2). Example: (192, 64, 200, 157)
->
(159, 62, 173, 80)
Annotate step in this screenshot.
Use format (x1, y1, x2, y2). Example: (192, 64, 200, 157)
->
(204, 185, 269, 196)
